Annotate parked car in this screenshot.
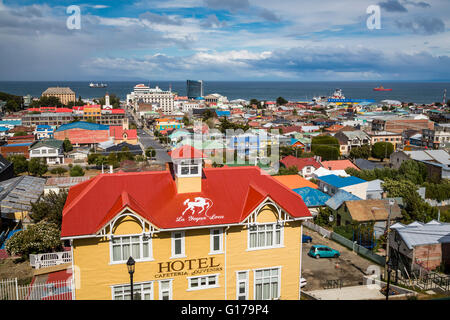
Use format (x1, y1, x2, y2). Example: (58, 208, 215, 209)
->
(308, 245, 340, 259)
(302, 235, 312, 243)
(300, 277, 307, 288)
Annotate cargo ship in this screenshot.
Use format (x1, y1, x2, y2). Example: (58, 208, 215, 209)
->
(89, 82, 107, 88)
(373, 86, 392, 91)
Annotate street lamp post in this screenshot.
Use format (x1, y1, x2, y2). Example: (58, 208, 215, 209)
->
(385, 199, 395, 301)
(127, 256, 135, 300)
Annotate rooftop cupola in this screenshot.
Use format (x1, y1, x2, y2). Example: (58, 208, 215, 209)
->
(169, 145, 206, 194)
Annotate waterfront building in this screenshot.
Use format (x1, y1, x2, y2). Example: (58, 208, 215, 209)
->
(41, 87, 76, 105)
(187, 80, 203, 99)
(127, 84, 175, 115)
(60, 146, 312, 300)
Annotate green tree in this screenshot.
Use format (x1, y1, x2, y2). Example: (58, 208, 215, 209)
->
(275, 165, 299, 176)
(371, 142, 394, 162)
(145, 147, 156, 158)
(276, 97, 288, 105)
(13, 131, 28, 137)
(5, 99, 19, 112)
(28, 158, 48, 177)
(7, 155, 29, 175)
(313, 145, 339, 161)
(63, 138, 73, 152)
(202, 109, 216, 121)
(30, 190, 68, 227)
(5, 221, 62, 258)
(95, 155, 108, 167)
(70, 165, 85, 177)
(311, 136, 340, 152)
(349, 145, 371, 159)
(280, 145, 303, 157)
(182, 116, 191, 126)
(38, 96, 63, 108)
(50, 167, 68, 177)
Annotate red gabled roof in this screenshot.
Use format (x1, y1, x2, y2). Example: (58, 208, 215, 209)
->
(61, 167, 311, 237)
(168, 145, 206, 160)
(109, 126, 138, 140)
(321, 160, 360, 171)
(280, 156, 322, 171)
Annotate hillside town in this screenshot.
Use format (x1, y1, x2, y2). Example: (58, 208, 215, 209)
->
(0, 82, 449, 301)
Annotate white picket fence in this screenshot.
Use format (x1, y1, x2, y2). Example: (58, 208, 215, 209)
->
(0, 278, 73, 300)
(29, 251, 72, 269)
(303, 220, 332, 238)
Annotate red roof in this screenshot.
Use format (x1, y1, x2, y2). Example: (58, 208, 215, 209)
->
(61, 167, 312, 237)
(109, 126, 138, 140)
(168, 145, 206, 160)
(110, 109, 125, 114)
(56, 108, 73, 113)
(280, 156, 322, 171)
(321, 160, 360, 171)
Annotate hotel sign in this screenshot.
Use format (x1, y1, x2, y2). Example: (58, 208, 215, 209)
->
(155, 257, 222, 278)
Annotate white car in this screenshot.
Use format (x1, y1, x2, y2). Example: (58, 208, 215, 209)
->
(300, 277, 307, 288)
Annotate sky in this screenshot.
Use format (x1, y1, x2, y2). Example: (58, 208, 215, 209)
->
(0, 0, 449, 81)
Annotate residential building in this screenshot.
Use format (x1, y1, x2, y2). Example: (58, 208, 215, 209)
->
(354, 159, 384, 171)
(60, 146, 312, 300)
(102, 142, 143, 156)
(29, 139, 65, 165)
(41, 87, 76, 105)
(390, 150, 450, 180)
(0, 155, 14, 182)
(272, 175, 318, 190)
(0, 142, 32, 159)
(371, 118, 434, 134)
(109, 126, 138, 145)
(279, 156, 322, 178)
(365, 131, 403, 150)
(22, 113, 74, 127)
(317, 174, 368, 199)
(321, 160, 359, 172)
(390, 221, 450, 274)
(44, 176, 92, 195)
(34, 125, 54, 140)
(421, 123, 450, 149)
(186, 80, 204, 99)
(334, 131, 370, 156)
(292, 187, 330, 216)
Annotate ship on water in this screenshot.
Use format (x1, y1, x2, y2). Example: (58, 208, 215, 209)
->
(373, 85, 392, 91)
(312, 88, 345, 103)
(89, 82, 107, 88)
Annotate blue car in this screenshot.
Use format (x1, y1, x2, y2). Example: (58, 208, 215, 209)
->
(308, 245, 340, 259)
(302, 235, 312, 243)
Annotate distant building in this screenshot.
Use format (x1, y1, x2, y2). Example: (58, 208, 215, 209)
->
(42, 87, 76, 105)
(29, 138, 65, 165)
(54, 121, 110, 147)
(34, 125, 54, 140)
(186, 80, 203, 99)
(127, 84, 175, 114)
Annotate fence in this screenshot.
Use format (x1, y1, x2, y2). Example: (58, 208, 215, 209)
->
(305, 221, 386, 266)
(29, 251, 72, 269)
(0, 278, 73, 300)
(303, 221, 332, 238)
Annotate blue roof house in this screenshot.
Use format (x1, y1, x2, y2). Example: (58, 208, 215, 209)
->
(317, 174, 368, 199)
(293, 187, 331, 217)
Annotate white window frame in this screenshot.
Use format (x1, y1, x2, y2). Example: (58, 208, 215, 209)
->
(111, 281, 154, 300)
(209, 228, 224, 254)
(109, 233, 153, 264)
(177, 159, 201, 177)
(187, 274, 220, 291)
(247, 223, 284, 251)
(171, 231, 186, 258)
(236, 270, 249, 300)
(158, 279, 173, 300)
(253, 266, 281, 300)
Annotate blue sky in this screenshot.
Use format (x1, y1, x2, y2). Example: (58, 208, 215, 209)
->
(0, 0, 449, 81)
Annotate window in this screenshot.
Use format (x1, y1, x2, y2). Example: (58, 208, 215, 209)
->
(111, 235, 152, 263)
(254, 268, 281, 300)
(179, 160, 200, 176)
(171, 231, 185, 258)
(112, 282, 153, 300)
(236, 271, 249, 300)
(188, 274, 219, 290)
(210, 228, 223, 254)
(248, 223, 283, 250)
(159, 280, 173, 300)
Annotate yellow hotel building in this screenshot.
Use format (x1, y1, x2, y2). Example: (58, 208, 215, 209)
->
(61, 146, 312, 300)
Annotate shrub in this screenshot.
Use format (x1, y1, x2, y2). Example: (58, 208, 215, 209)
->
(70, 165, 85, 177)
(5, 221, 62, 258)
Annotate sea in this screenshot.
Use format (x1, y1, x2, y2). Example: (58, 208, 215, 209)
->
(0, 81, 448, 105)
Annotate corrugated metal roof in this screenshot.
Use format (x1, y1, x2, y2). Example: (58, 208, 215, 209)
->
(292, 187, 331, 207)
(55, 121, 109, 132)
(319, 174, 366, 188)
(325, 189, 361, 210)
(391, 221, 450, 249)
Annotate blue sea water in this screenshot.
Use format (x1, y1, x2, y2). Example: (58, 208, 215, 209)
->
(0, 81, 448, 105)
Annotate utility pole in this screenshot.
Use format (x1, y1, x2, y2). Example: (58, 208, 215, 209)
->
(385, 198, 395, 300)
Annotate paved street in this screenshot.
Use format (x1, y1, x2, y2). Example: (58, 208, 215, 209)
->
(137, 128, 172, 164)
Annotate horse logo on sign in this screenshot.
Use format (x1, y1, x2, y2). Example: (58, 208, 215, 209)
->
(181, 197, 213, 217)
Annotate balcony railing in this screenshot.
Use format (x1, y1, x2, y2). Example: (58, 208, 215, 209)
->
(30, 251, 72, 269)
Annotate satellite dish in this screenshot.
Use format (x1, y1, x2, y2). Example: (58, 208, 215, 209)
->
(329, 215, 334, 222)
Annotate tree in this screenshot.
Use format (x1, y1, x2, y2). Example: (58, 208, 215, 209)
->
(30, 190, 68, 227)
(313, 145, 340, 161)
(275, 165, 299, 176)
(280, 145, 303, 158)
(293, 109, 298, 116)
(5, 221, 62, 258)
(249, 99, 259, 107)
(13, 131, 27, 137)
(37, 96, 63, 108)
(63, 138, 73, 152)
(182, 116, 191, 126)
(276, 97, 288, 105)
(95, 155, 108, 168)
(5, 99, 19, 112)
(98, 94, 121, 109)
(7, 155, 29, 175)
(202, 109, 216, 121)
(50, 167, 68, 177)
(371, 142, 394, 162)
(70, 165, 85, 177)
(349, 145, 371, 160)
(311, 136, 340, 152)
(28, 158, 48, 177)
(145, 147, 156, 158)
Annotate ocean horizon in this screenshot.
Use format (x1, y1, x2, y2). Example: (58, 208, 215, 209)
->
(1, 81, 449, 105)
